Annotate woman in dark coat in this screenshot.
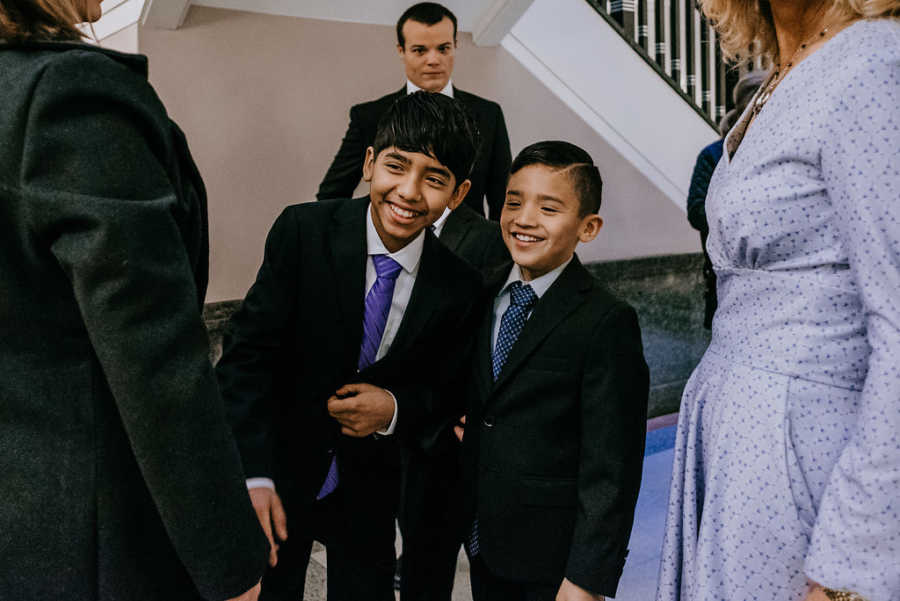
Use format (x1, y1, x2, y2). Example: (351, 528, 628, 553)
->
(0, 2, 268, 599)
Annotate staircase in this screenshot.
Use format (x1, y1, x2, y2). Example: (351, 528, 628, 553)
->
(501, 0, 728, 205)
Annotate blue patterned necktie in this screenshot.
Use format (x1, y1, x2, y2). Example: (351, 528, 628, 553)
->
(317, 254, 403, 500)
(491, 281, 538, 380)
(468, 281, 538, 554)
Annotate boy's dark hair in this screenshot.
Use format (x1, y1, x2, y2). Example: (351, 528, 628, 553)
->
(510, 141, 603, 216)
(396, 2, 457, 47)
(372, 91, 480, 189)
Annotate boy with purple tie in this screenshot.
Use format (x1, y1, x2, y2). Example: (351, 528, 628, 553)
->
(457, 141, 650, 601)
(216, 92, 482, 601)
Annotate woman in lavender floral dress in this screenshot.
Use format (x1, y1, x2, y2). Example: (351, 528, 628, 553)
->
(657, 1, 900, 600)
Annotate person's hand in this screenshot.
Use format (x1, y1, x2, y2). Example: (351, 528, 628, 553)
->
(556, 578, 604, 601)
(453, 415, 466, 442)
(803, 582, 832, 601)
(249, 487, 287, 567)
(327, 383, 394, 437)
(226, 580, 261, 601)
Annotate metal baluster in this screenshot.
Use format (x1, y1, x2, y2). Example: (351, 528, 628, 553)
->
(700, 14, 711, 116)
(669, 0, 681, 83)
(654, 0, 666, 67)
(638, 0, 649, 51)
(715, 34, 727, 125)
(610, 0, 636, 39)
(684, 0, 695, 100)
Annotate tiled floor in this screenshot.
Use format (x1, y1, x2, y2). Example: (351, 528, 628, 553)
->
(304, 425, 677, 601)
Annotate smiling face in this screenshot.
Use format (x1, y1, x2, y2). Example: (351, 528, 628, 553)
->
(397, 17, 456, 92)
(501, 164, 602, 281)
(363, 146, 470, 253)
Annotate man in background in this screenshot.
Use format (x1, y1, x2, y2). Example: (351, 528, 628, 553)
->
(317, 2, 511, 221)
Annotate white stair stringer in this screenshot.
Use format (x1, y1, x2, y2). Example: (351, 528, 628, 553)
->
(502, 0, 718, 208)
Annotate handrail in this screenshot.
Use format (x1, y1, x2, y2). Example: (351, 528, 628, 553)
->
(585, 0, 736, 131)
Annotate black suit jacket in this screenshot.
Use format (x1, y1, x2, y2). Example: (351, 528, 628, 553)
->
(217, 197, 482, 522)
(439, 203, 510, 272)
(462, 258, 649, 596)
(0, 42, 268, 600)
(317, 87, 511, 220)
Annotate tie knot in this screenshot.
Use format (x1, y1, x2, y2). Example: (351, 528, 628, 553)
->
(508, 281, 537, 308)
(372, 254, 403, 280)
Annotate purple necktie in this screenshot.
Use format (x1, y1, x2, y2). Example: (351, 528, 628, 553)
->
(317, 254, 403, 500)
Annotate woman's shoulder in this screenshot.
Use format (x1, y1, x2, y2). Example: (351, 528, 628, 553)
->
(829, 19, 900, 72)
(818, 19, 900, 107)
(2, 41, 162, 111)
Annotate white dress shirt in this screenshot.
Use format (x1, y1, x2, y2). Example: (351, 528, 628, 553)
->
(431, 207, 452, 237)
(406, 79, 454, 97)
(491, 257, 573, 351)
(247, 203, 426, 491)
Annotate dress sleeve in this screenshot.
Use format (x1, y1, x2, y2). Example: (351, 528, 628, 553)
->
(804, 39, 900, 600)
(22, 50, 269, 600)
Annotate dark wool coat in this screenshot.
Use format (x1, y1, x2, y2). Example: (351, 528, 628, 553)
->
(0, 41, 268, 600)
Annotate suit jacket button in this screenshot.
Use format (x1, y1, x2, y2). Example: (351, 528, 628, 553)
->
(482, 416, 495, 428)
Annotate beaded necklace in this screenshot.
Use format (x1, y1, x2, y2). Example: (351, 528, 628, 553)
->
(747, 25, 831, 122)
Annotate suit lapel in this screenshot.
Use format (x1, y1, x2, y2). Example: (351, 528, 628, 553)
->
(385, 230, 441, 355)
(328, 197, 369, 361)
(491, 258, 594, 391)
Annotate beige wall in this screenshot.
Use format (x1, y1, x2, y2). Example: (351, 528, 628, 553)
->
(141, 6, 700, 302)
(101, 22, 138, 53)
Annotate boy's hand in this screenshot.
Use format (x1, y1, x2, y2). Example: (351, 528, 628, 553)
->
(556, 578, 604, 601)
(327, 383, 394, 437)
(453, 415, 466, 441)
(249, 487, 288, 567)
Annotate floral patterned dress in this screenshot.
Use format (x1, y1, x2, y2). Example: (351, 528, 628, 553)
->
(657, 19, 900, 601)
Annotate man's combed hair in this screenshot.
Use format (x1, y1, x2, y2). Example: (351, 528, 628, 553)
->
(373, 91, 480, 189)
(396, 2, 458, 47)
(0, 0, 85, 42)
(510, 141, 603, 216)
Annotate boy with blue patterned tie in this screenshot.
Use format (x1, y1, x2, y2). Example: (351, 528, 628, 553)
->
(216, 92, 482, 601)
(457, 141, 650, 601)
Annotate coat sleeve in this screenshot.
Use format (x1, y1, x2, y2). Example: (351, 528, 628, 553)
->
(565, 304, 649, 596)
(21, 51, 268, 601)
(216, 208, 300, 479)
(484, 103, 512, 222)
(804, 48, 900, 601)
(317, 104, 368, 200)
(685, 146, 718, 233)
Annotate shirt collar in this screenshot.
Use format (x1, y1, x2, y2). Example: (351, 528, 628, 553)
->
(366, 202, 425, 274)
(498, 256, 574, 300)
(406, 79, 454, 98)
(431, 207, 453, 236)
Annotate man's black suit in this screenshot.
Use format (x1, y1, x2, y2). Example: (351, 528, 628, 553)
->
(217, 197, 482, 601)
(398, 204, 509, 601)
(317, 88, 511, 220)
(0, 42, 268, 600)
(462, 258, 649, 598)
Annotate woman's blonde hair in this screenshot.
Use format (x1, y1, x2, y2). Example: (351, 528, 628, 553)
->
(0, 0, 86, 42)
(702, 0, 900, 62)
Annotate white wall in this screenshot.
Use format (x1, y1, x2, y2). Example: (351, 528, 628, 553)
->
(141, 7, 701, 302)
(191, 0, 495, 30)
